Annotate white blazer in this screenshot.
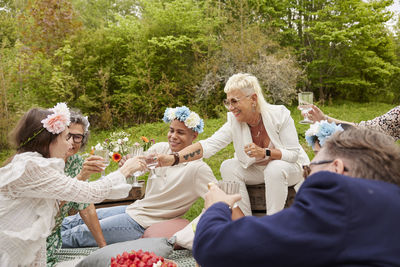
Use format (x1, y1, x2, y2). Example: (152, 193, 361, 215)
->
(199, 104, 310, 169)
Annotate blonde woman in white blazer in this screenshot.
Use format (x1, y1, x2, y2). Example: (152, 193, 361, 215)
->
(159, 73, 309, 216)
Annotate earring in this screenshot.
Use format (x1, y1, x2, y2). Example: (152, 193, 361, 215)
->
(252, 103, 256, 112)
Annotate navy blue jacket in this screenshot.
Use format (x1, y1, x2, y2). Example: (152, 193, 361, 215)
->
(193, 171, 400, 267)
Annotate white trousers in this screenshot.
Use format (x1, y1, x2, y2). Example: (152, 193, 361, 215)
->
(220, 158, 303, 216)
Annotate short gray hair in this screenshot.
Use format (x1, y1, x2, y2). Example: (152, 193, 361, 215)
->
(70, 109, 90, 150)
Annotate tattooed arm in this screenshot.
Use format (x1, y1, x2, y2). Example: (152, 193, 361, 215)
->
(158, 120, 233, 167)
(158, 142, 203, 166)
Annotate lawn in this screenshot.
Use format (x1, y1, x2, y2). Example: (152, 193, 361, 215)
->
(0, 101, 397, 220)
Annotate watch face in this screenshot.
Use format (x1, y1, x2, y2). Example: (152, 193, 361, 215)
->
(266, 149, 271, 156)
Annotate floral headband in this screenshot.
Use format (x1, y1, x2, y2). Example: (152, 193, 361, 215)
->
(305, 120, 344, 148)
(163, 106, 204, 133)
(19, 103, 71, 149)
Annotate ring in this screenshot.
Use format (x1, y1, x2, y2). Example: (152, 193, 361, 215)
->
(247, 151, 252, 155)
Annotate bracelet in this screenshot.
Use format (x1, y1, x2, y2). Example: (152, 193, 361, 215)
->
(171, 152, 180, 166)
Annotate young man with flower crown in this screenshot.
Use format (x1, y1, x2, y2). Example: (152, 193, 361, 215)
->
(61, 106, 217, 249)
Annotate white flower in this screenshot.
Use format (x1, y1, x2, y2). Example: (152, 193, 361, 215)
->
(153, 261, 163, 267)
(113, 146, 120, 152)
(185, 112, 200, 129)
(117, 139, 122, 144)
(167, 108, 177, 121)
(305, 122, 321, 137)
(109, 151, 113, 157)
(123, 137, 129, 142)
(95, 143, 103, 151)
(51, 102, 70, 118)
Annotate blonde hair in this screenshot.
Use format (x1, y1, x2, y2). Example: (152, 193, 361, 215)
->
(224, 73, 269, 111)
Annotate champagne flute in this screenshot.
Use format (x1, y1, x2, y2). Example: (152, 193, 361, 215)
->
(298, 92, 314, 124)
(145, 151, 158, 180)
(129, 146, 144, 187)
(94, 149, 110, 178)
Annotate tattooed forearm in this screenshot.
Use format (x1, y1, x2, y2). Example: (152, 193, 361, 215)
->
(183, 149, 201, 161)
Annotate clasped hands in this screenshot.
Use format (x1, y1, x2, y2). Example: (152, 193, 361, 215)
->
(244, 143, 265, 160)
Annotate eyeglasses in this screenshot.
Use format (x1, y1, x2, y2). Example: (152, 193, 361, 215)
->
(303, 159, 349, 179)
(223, 95, 251, 109)
(310, 159, 335, 166)
(67, 133, 84, 144)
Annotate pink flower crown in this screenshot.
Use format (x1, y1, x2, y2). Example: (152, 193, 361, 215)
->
(18, 103, 71, 149)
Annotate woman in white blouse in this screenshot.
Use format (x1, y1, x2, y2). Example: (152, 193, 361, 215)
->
(159, 73, 309, 217)
(0, 103, 146, 267)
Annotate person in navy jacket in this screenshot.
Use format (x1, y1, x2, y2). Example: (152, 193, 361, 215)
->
(193, 128, 400, 267)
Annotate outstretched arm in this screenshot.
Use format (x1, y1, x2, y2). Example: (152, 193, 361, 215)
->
(303, 104, 355, 125)
(157, 142, 204, 166)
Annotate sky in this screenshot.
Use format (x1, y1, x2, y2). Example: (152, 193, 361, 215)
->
(382, 0, 400, 31)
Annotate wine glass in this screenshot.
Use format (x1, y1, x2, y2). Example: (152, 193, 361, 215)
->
(94, 149, 110, 178)
(144, 151, 158, 180)
(218, 180, 240, 208)
(129, 146, 144, 187)
(298, 92, 314, 124)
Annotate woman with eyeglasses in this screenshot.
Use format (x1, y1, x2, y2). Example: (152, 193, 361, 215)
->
(158, 73, 309, 216)
(46, 110, 106, 267)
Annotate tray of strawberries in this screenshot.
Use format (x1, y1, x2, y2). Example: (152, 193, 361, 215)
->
(110, 249, 177, 267)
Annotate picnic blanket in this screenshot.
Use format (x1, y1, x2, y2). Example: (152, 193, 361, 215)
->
(55, 247, 196, 267)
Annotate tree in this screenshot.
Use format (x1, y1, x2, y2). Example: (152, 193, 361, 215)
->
(292, 0, 399, 102)
(17, 0, 82, 56)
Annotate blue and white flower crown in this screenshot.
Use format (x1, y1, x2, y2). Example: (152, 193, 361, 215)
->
(163, 106, 204, 133)
(305, 120, 344, 148)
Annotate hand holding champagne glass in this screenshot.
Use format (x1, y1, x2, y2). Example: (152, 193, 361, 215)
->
(94, 149, 110, 178)
(298, 92, 314, 124)
(129, 146, 144, 187)
(144, 151, 158, 180)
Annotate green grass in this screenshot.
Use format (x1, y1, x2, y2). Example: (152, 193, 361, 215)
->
(1, 101, 397, 220)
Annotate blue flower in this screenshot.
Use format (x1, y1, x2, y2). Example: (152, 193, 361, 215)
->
(305, 120, 344, 147)
(193, 119, 204, 134)
(306, 135, 317, 148)
(175, 106, 191, 122)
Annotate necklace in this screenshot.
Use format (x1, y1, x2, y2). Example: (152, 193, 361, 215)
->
(248, 115, 262, 138)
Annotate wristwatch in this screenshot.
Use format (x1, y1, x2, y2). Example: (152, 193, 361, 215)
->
(265, 148, 271, 158)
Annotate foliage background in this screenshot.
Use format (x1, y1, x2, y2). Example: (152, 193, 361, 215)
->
(0, 0, 399, 219)
(1, 0, 400, 149)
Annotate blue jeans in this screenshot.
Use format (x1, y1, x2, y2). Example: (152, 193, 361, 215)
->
(61, 205, 145, 248)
